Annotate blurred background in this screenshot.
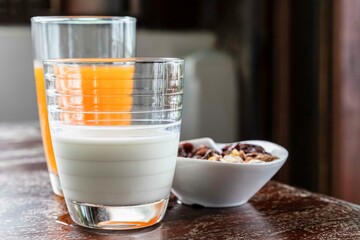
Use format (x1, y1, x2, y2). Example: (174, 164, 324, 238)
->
(0, 0, 359, 204)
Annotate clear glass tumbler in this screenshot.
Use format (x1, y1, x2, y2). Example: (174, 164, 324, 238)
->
(43, 58, 184, 230)
(31, 16, 136, 196)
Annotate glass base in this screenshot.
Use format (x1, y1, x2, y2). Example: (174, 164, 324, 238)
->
(49, 172, 63, 197)
(66, 197, 169, 230)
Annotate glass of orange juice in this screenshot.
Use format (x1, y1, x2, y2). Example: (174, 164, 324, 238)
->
(31, 17, 136, 196)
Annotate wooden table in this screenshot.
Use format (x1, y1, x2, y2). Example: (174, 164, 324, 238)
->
(0, 123, 359, 240)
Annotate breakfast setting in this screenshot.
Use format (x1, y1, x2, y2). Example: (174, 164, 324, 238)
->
(0, 1, 359, 239)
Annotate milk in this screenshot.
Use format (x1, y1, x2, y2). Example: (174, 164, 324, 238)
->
(51, 124, 180, 206)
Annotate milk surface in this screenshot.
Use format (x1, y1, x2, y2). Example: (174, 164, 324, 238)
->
(51, 124, 180, 205)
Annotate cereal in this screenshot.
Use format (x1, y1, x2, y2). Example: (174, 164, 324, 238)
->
(178, 142, 279, 163)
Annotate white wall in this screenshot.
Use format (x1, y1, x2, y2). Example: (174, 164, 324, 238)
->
(0, 27, 238, 142)
(0, 27, 38, 122)
(0, 27, 215, 123)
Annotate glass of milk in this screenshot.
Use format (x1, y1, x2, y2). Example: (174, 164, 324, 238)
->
(43, 58, 184, 230)
(31, 16, 136, 197)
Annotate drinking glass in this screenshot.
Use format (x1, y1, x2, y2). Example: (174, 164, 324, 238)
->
(43, 58, 184, 229)
(31, 16, 136, 196)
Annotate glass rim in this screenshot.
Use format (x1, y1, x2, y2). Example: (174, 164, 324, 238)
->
(43, 57, 184, 65)
(31, 16, 136, 24)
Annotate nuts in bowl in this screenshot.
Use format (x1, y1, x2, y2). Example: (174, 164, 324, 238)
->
(178, 141, 279, 163)
(172, 138, 288, 208)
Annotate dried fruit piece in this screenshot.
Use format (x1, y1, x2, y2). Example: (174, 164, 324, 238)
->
(222, 143, 267, 155)
(220, 155, 244, 163)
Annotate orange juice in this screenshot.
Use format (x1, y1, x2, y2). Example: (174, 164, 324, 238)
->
(53, 64, 134, 125)
(35, 67, 58, 174)
(34, 62, 135, 180)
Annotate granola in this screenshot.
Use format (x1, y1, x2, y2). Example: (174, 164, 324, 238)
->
(178, 142, 278, 163)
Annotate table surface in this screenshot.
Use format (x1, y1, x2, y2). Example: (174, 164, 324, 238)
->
(0, 123, 359, 240)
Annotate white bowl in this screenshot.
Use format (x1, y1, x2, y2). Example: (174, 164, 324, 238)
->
(171, 138, 288, 207)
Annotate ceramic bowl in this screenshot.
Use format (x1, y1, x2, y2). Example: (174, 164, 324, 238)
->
(171, 138, 288, 207)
